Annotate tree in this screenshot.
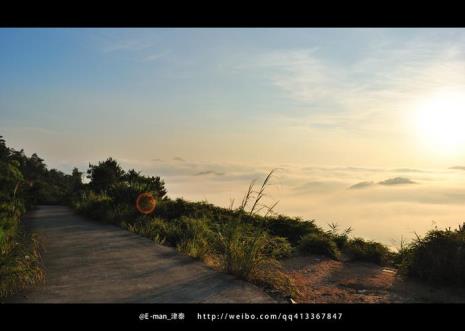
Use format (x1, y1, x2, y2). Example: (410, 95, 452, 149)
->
(124, 169, 141, 186)
(0, 161, 24, 202)
(123, 169, 167, 198)
(71, 167, 83, 193)
(0, 136, 10, 161)
(87, 158, 125, 193)
(140, 175, 167, 199)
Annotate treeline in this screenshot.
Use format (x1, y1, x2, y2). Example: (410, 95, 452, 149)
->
(0, 137, 82, 208)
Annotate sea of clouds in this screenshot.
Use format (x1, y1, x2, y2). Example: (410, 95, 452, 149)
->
(112, 157, 465, 249)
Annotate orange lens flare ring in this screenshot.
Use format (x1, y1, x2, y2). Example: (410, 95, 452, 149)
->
(135, 192, 157, 214)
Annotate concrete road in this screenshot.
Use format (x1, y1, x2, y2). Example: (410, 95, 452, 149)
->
(9, 206, 275, 303)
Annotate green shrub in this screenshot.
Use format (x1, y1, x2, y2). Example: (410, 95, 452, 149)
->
(107, 182, 140, 207)
(400, 224, 465, 286)
(264, 236, 293, 259)
(344, 238, 391, 265)
(155, 198, 223, 221)
(74, 192, 117, 223)
(261, 216, 323, 246)
(326, 223, 352, 250)
(153, 198, 322, 246)
(298, 233, 340, 259)
(332, 234, 350, 250)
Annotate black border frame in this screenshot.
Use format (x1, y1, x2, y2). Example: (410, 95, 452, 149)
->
(1, 4, 465, 328)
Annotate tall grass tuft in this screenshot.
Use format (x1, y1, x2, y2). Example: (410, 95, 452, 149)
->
(239, 169, 279, 217)
(215, 223, 269, 278)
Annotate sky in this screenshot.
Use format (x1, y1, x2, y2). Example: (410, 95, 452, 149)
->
(2, 28, 465, 246)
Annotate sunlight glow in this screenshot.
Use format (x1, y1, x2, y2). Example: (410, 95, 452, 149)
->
(414, 89, 465, 154)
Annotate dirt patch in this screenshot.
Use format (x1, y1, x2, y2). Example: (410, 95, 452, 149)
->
(282, 255, 465, 303)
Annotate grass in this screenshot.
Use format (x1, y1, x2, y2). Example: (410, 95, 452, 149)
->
(398, 223, 465, 287)
(216, 223, 268, 277)
(214, 222, 296, 297)
(0, 203, 44, 300)
(72, 179, 397, 272)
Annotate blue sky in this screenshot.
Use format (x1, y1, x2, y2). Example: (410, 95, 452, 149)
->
(3, 28, 465, 243)
(2, 28, 465, 169)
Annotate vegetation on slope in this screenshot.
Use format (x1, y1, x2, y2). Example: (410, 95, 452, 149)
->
(69, 156, 465, 292)
(0, 202, 44, 298)
(0, 135, 85, 299)
(2, 133, 465, 300)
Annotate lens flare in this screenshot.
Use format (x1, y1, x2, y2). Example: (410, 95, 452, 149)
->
(135, 192, 157, 214)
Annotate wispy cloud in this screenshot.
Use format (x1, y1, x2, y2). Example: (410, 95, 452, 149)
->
(142, 51, 169, 62)
(242, 37, 465, 135)
(450, 166, 465, 171)
(392, 168, 424, 173)
(193, 170, 225, 176)
(96, 30, 168, 62)
(101, 38, 156, 53)
(350, 177, 416, 189)
(349, 181, 375, 190)
(379, 177, 416, 186)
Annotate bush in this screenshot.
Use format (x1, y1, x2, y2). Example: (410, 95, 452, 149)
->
(264, 236, 293, 259)
(153, 198, 322, 247)
(262, 216, 323, 246)
(326, 223, 352, 250)
(344, 238, 391, 265)
(107, 183, 140, 207)
(73, 191, 129, 224)
(400, 225, 465, 286)
(154, 198, 237, 224)
(298, 233, 340, 259)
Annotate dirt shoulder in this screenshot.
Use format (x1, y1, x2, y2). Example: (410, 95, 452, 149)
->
(282, 255, 465, 303)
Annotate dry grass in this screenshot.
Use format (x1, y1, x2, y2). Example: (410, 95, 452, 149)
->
(0, 229, 45, 300)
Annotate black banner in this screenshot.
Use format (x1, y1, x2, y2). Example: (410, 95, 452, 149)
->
(0, 303, 462, 327)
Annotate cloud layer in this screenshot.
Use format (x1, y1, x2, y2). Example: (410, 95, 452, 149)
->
(379, 177, 416, 186)
(109, 156, 465, 247)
